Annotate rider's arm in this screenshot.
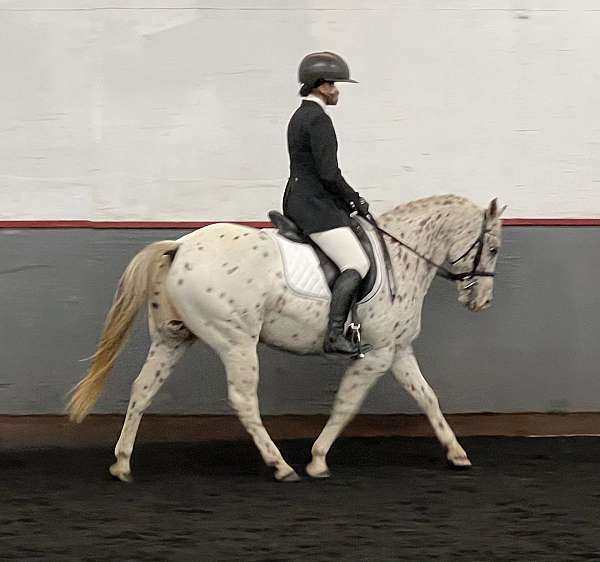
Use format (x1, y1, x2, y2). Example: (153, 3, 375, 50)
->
(309, 112, 361, 209)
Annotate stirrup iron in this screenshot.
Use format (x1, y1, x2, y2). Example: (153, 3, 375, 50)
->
(347, 322, 368, 359)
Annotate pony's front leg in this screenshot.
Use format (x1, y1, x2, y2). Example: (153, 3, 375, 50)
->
(306, 347, 394, 478)
(392, 347, 471, 468)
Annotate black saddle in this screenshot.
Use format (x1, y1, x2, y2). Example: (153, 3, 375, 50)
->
(267, 210, 377, 301)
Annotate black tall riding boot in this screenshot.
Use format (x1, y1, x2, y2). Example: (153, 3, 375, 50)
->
(324, 269, 368, 355)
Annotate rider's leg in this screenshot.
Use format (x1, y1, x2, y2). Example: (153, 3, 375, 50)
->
(309, 227, 370, 355)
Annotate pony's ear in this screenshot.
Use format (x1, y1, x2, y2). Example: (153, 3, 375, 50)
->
(486, 198, 507, 220)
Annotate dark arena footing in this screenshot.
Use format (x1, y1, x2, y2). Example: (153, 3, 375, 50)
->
(2, 436, 600, 560)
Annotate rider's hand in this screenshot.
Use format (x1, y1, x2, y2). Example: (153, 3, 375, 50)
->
(357, 197, 370, 217)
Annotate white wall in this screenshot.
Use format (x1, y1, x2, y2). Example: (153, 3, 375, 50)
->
(1, 0, 599, 221)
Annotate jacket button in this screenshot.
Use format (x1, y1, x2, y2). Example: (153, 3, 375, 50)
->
(294, 177, 298, 182)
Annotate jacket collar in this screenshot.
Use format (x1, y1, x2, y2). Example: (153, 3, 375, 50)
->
(302, 94, 327, 111)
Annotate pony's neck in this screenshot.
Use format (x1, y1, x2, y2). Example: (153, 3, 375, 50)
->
(378, 195, 481, 298)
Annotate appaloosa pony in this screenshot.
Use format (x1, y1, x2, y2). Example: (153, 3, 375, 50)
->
(67, 194, 504, 482)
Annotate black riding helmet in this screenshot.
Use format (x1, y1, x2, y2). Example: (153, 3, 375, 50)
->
(298, 51, 358, 96)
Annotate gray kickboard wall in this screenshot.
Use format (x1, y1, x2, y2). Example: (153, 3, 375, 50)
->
(0, 226, 598, 415)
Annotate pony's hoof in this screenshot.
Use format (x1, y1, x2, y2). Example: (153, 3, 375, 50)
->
(305, 461, 331, 479)
(307, 468, 331, 479)
(276, 469, 302, 483)
(109, 464, 133, 482)
(447, 456, 472, 470)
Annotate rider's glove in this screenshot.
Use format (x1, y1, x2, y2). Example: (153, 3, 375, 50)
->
(357, 197, 370, 217)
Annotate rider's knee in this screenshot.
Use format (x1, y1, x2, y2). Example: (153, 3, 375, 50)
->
(342, 254, 370, 279)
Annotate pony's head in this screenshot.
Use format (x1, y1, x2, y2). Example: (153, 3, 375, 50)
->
(447, 198, 505, 312)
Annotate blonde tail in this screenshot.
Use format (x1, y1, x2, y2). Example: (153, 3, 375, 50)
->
(66, 240, 179, 422)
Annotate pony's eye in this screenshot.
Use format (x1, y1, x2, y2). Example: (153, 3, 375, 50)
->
(489, 247, 498, 256)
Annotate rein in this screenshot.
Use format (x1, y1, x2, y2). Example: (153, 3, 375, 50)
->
(364, 213, 495, 283)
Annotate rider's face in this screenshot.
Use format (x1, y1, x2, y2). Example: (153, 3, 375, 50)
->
(318, 82, 339, 105)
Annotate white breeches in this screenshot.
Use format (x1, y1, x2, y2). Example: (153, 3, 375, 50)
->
(309, 227, 370, 279)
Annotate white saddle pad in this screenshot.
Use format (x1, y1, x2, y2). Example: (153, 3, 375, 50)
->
(262, 217, 386, 304)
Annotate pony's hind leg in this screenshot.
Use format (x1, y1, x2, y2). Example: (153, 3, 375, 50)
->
(219, 341, 300, 482)
(164, 239, 298, 481)
(184, 314, 299, 481)
(306, 346, 395, 478)
(110, 321, 191, 482)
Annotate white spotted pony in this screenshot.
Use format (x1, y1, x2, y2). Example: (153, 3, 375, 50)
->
(67, 194, 504, 482)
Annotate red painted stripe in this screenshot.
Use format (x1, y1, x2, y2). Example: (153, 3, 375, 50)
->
(0, 218, 598, 229)
(0, 220, 274, 229)
(502, 218, 600, 226)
